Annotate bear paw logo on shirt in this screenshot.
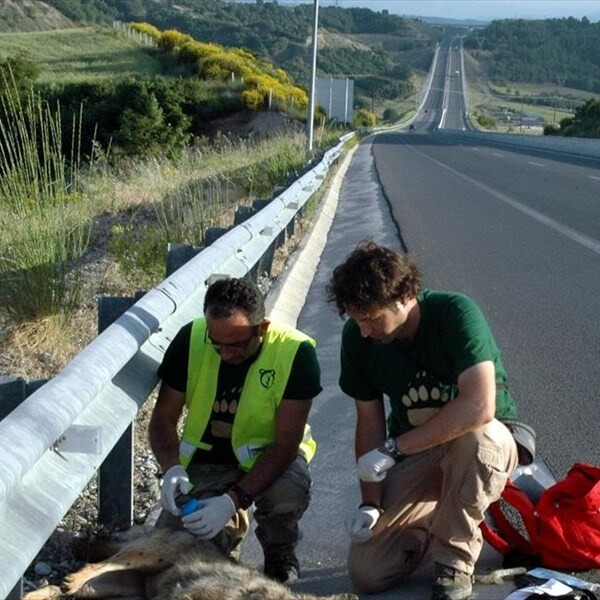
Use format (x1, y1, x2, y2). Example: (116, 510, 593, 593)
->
(259, 369, 276, 389)
(402, 370, 452, 427)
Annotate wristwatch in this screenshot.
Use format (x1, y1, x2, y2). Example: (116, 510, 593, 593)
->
(383, 436, 405, 461)
(230, 484, 254, 510)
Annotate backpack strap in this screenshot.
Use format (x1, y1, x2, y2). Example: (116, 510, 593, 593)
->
(480, 480, 539, 557)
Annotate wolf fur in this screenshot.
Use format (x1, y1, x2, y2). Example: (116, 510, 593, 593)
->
(23, 527, 358, 600)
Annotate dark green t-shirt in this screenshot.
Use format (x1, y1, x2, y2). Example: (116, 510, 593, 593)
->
(158, 322, 322, 465)
(339, 290, 517, 437)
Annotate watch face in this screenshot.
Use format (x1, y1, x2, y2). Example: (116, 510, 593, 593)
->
(385, 438, 396, 455)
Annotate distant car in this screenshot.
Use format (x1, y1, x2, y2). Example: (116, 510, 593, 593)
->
(455, 70, 460, 75)
(409, 123, 416, 131)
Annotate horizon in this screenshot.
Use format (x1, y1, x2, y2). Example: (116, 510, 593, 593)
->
(266, 1, 600, 23)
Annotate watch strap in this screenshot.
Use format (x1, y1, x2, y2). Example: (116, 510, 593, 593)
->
(359, 502, 384, 515)
(384, 436, 404, 461)
(230, 484, 254, 510)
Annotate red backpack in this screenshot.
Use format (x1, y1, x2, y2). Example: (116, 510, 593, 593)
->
(481, 462, 600, 570)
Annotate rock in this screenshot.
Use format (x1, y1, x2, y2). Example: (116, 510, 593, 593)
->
(34, 562, 52, 576)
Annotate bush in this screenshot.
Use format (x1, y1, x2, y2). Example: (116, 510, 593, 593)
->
(353, 108, 377, 127)
(382, 107, 401, 122)
(476, 114, 496, 129)
(0, 51, 41, 96)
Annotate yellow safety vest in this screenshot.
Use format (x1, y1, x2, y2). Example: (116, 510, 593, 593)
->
(179, 318, 317, 471)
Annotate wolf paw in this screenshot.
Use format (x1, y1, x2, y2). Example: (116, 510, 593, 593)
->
(22, 585, 63, 600)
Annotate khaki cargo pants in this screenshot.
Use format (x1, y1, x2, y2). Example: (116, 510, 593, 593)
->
(348, 419, 518, 593)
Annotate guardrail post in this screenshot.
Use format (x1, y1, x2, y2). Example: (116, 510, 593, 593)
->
(6, 579, 20, 600)
(96, 292, 145, 530)
(166, 242, 202, 276)
(0, 376, 26, 419)
(234, 205, 256, 225)
(204, 227, 229, 246)
(252, 198, 271, 211)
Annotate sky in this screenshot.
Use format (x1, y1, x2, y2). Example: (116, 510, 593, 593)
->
(295, 1, 600, 22)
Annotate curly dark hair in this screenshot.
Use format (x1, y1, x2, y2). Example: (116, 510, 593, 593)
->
(327, 240, 423, 316)
(204, 277, 265, 325)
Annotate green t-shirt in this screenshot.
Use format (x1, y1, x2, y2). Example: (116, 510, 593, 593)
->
(339, 290, 517, 437)
(158, 322, 322, 465)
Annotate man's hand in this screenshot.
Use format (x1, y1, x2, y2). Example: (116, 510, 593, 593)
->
(345, 505, 381, 544)
(181, 493, 236, 539)
(160, 465, 191, 515)
(357, 448, 395, 482)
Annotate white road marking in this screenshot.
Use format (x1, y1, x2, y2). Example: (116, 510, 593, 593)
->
(527, 161, 545, 167)
(420, 150, 600, 256)
(588, 175, 600, 182)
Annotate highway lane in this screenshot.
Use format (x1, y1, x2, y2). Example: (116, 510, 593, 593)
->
(243, 37, 599, 598)
(372, 131, 600, 477)
(242, 136, 537, 599)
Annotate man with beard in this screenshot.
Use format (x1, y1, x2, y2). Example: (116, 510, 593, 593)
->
(327, 241, 521, 600)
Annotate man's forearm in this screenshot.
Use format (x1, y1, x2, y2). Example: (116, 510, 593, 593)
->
(149, 419, 181, 473)
(235, 444, 297, 499)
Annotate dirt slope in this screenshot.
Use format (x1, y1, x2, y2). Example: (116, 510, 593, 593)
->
(0, 0, 72, 33)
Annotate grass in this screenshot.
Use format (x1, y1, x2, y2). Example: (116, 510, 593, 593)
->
(0, 27, 168, 84)
(99, 129, 310, 289)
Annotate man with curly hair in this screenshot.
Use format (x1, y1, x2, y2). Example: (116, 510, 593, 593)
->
(327, 241, 520, 600)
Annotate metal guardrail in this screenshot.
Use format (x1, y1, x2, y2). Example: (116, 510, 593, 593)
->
(0, 136, 350, 599)
(438, 128, 600, 160)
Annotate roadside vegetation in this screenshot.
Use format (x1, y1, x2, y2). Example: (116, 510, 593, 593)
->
(0, 25, 348, 378)
(0, 27, 169, 84)
(463, 16, 600, 136)
(41, 0, 440, 114)
(2, 2, 600, 376)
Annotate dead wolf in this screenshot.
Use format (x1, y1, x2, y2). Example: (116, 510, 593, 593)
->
(23, 527, 358, 600)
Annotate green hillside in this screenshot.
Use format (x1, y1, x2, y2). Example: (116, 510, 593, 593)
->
(464, 17, 600, 93)
(0, 27, 172, 84)
(0, 0, 72, 32)
(36, 0, 441, 107)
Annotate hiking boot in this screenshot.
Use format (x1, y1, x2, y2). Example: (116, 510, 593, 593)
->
(431, 563, 473, 600)
(263, 553, 300, 584)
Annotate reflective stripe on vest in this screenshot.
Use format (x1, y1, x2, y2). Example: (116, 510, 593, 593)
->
(179, 319, 317, 471)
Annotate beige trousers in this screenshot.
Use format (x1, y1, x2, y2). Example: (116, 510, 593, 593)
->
(348, 419, 518, 593)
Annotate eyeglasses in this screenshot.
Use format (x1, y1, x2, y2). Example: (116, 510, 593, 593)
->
(204, 326, 260, 350)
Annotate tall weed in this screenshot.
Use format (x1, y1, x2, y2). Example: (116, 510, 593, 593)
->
(102, 131, 309, 285)
(0, 75, 90, 323)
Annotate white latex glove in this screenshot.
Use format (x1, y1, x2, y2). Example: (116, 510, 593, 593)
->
(181, 493, 236, 539)
(345, 505, 381, 544)
(357, 448, 396, 482)
(160, 465, 191, 516)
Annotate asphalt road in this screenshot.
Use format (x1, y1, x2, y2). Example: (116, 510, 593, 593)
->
(371, 131, 600, 477)
(240, 132, 600, 598)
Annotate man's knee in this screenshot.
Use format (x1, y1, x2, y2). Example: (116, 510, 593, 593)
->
(347, 531, 425, 593)
(256, 457, 311, 514)
(348, 545, 390, 593)
(445, 420, 517, 471)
